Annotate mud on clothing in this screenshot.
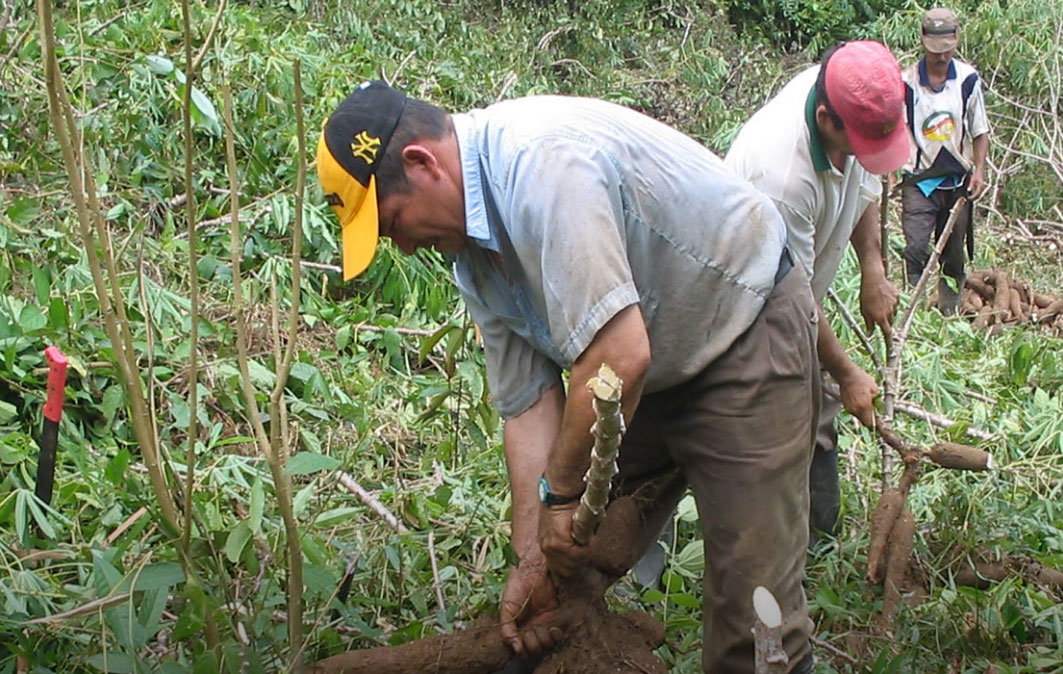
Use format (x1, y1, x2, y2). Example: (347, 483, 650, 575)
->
(448, 95, 815, 673)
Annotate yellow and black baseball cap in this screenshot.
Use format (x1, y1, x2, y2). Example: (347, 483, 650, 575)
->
(316, 81, 407, 280)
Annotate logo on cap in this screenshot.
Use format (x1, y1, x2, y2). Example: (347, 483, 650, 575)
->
(350, 131, 382, 165)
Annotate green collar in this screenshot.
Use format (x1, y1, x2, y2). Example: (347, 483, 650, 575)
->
(804, 85, 830, 172)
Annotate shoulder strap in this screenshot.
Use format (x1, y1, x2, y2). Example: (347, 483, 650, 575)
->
(960, 72, 979, 144)
(905, 82, 921, 170)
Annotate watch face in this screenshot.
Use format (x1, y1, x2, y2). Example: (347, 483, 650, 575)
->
(538, 476, 549, 504)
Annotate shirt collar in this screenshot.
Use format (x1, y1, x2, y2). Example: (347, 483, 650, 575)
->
(451, 112, 498, 249)
(804, 85, 831, 172)
(918, 58, 957, 90)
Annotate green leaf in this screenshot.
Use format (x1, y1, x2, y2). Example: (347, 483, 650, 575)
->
(18, 305, 47, 332)
(48, 297, 68, 331)
(224, 521, 252, 563)
(336, 324, 352, 351)
(314, 506, 359, 527)
(190, 86, 219, 126)
(293, 484, 314, 518)
(0, 400, 15, 424)
(669, 592, 701, 609)
(133, 562, 186, 592)
(32, 266, 50, 305)
(84, 652, 136, 673)
(145, 54, 174, 75)
(1010, 339, 1034, 386)
(283, 452, 340, 476)
(102, 385, 124, 425)
(419, 324, 455, 363)
(248, 477, 264, 535)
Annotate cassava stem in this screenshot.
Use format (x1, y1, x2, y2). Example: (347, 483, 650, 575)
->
(572, 363, 623, 545)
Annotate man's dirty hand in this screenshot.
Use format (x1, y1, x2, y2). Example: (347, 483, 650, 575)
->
(838, 367, 879, 428)
(537, 501, 587, 578)
(860, 274, 899, 340)
(500, 559, 562, 659)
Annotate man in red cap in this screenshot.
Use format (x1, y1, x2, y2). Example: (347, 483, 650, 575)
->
(901, 7, 990, 314)
(726, 40, 907, 541)
(317, 82, 819, 672)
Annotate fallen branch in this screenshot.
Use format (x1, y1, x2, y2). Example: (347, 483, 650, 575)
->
(335, 470, 409, 534)
(822, 381, 992, 441)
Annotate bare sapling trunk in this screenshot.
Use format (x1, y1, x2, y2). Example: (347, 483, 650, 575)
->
(222, 63, 308, 671)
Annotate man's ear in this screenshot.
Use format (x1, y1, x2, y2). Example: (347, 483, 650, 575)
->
(814, 104, 836, 133)
(400, 144, 441, 178)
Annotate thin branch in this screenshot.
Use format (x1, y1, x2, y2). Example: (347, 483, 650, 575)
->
(179, 0, 201, 557)
(882, 198, 969, 489)
(335, 470, 409, 533)
(427, 531, 447, 615)
(191, 0, 226, 74)
(823, 381, 991, 441)
(826, 287, 882, 373)
(36, 0, 179, 530)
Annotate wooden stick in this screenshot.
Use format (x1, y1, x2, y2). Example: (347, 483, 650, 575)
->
(882, 197, 968, 488)
(336, 470, 409, 534)
(822, 381, 992, 441)
(879, 175, 890, 277)
(428, 531, 447, 614)
(826, 287, 882, 372)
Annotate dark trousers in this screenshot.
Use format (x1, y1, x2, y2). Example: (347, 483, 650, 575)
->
(809, 381, 842, 541)
(613, 265, 820, 674)
(901, 183, 972, 287)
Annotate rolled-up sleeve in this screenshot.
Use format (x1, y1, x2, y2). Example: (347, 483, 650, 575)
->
(500, 137, 640, 365)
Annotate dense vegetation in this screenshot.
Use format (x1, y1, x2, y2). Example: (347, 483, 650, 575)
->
(1, 0, 1062, 672)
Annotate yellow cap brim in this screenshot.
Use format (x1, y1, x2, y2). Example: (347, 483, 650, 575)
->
(340, 175, 379, 280)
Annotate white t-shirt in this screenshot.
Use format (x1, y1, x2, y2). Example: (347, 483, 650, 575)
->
(726, 66, 881, 302)
(902, 58, 990, 175)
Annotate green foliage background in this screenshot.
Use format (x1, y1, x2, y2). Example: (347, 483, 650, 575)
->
(1, 0, 1062, 672)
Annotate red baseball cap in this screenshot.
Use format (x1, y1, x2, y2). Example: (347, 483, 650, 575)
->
(824, 41, 909, 174)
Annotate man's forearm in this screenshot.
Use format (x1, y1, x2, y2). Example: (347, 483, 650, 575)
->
(544, 304, 650, 497)
(504, 383, 565, 561)
(817, 304, 860, 381)
(850, 202, 886, 279)
(972, 134, 989, 173)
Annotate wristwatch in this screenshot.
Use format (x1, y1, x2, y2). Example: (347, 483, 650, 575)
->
(538, 475, 583, 507)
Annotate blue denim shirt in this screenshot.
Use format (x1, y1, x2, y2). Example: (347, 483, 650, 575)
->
(451, 96, 787, 418)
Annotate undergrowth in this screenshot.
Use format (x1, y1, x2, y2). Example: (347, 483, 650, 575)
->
(1, 0, 1062, 672)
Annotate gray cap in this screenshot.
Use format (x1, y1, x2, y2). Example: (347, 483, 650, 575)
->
(921, 8, 959, 53)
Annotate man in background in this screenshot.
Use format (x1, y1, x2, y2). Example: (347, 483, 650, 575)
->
(901, 7, 990, 314)
(726, 41, 907, 541)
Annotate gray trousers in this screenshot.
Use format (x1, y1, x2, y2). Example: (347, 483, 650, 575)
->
(613, 265, 819, 674)
(901, 183, 971, 287)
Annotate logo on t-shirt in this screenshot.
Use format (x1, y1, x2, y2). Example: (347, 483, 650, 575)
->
(922, 111, 956, 142)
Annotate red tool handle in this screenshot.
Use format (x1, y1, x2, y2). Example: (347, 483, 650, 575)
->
(43, 346, 68, 423)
